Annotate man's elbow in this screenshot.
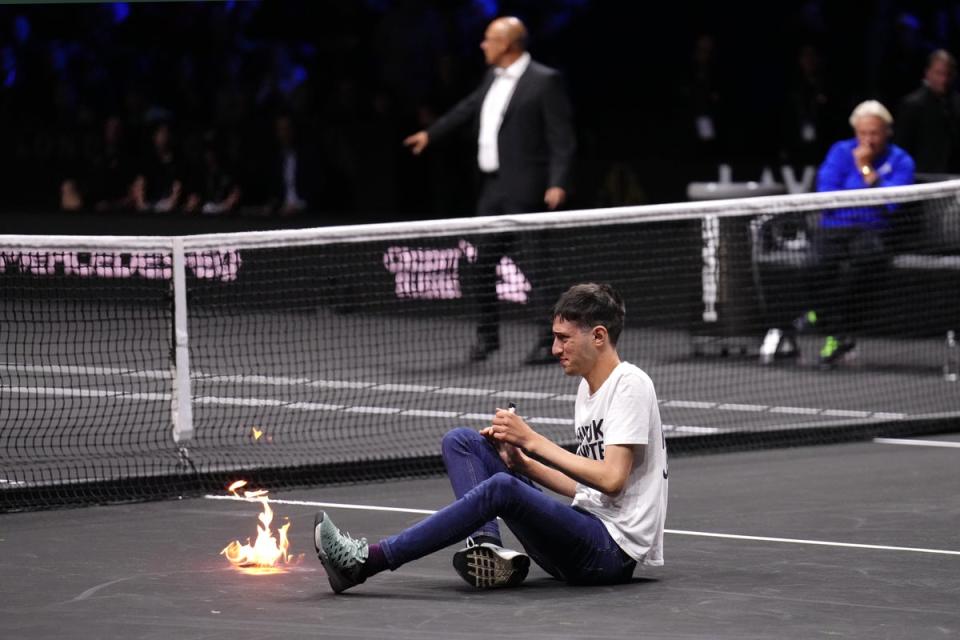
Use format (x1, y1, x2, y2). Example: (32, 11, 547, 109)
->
(598, 474, 629, 496)
(596, 445, 638, 495)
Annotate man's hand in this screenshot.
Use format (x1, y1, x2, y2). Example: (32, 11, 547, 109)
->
(852, 143, 876, 169)
(852, 144, 879, 185)
(481, 407, 539, 450)
(403, 131, 430, 155)
(493, 440, 530, 471)
(544, 186, 566, 210)
(479, 404, 532, 472)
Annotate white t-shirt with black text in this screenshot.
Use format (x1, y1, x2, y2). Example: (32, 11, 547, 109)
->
(570, 361, 668, 565)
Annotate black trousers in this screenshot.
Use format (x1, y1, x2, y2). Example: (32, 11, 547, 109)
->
(810, 227, 889, 338)
(470, 172, 558, 350)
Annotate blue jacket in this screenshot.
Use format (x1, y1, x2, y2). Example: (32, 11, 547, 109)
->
(815, 138, 915, 229)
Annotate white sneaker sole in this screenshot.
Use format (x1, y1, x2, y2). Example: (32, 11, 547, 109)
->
(453, 544, 530, 588)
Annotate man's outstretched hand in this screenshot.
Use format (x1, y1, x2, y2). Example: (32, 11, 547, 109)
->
(403, 131, 430, 155)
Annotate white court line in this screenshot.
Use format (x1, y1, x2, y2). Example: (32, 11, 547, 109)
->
(664, 400, 716, 410)
(287, 401, 345, 412)
(435, 386, 498, 397)
(872, 412, 908, 420)
(667, 425, 722, 435)
(0, 382, 908, 427)
(205, 494, 436, 515)
(402, 409, 460, 418)
(718, 403, 769, 412)
(1, 361, 910, 421)
(0, 384, 570, 425)
(666, 529, 960, 556)
(1, 385, 171, 402)
(459, 413, 495, 421)
(346, 406, 402, 415)
(205, 495, 960, 557)
(823, 409, 873, 418)
(198, 372, 375, 390)
(769, 406, 823, 415)
(0, 362, 170, 380)
(527, 416, 571, 426)
(377, 383, 438, 393)
(492, 390, 556, 400)
(197, 371, 564, 402)
(874, 437, 960, 449)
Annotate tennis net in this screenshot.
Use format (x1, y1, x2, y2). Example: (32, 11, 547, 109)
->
(3, 179, 960, 509)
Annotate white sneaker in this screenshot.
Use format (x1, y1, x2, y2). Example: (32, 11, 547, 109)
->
(759, 328, 782, 365)
(452, 538, 530, 588)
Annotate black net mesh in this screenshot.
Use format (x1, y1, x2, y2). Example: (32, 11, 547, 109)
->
(0, 250, 178, 505)
(3, 182, 960, 509)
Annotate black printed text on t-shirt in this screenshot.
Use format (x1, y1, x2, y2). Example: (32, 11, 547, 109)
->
(576, 419, 605, 460)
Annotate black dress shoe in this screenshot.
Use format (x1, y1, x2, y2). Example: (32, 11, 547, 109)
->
(523, 343, 555, 365)
(469, 342, 498, 362)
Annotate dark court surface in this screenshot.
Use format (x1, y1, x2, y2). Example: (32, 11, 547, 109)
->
(2, 434, 958, 640)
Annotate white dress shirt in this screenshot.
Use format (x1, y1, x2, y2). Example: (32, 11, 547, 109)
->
(477, 52, 531, 173)
(283, 150, 305, 209)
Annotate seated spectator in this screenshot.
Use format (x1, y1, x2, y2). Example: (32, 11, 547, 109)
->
(140, 122, 185, 213)
(184, 132, 241, 215)
(59, 115, 137, 212)
(59, 179, 84, 212)
(89, 116, 138, 211)
(802, 100, 915, 367)
(896, 49, 960, 175)
(817, 100, 914, 198)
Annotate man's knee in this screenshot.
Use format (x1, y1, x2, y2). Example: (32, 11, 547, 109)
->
(481, 472, 527, 499)
(473, 472, 533, 516)
(441, 427, 483, 456)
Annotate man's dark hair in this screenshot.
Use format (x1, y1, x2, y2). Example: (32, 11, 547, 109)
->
(551, 283, 626, 345)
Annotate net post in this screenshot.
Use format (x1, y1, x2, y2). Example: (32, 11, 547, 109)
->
(701, 214, 719, 323)
(171, 237, 194, 444)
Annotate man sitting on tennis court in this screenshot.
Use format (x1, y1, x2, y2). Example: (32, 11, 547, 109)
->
(314, 283, 668, 592)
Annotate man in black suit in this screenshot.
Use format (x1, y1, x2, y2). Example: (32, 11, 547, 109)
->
(265, 114, 321, 216)
(896, 49, 960, 175)
(405, 16, 576, 364)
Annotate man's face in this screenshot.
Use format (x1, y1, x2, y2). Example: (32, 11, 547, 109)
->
(925, 58, 954, 95)
(153, 124, 170, 150)
(480, 23, 511, 67)
(854, 115, 890, 153)
(551, 317, 598, 377)
(275, 117, 293, 146)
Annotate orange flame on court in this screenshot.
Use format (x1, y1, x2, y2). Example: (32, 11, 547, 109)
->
(220, 480, 292, 574)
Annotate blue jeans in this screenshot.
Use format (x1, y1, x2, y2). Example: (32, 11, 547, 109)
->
(379, 427, 636, 585)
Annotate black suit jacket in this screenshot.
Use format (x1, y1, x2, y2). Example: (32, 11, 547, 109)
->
(427, 59, 576, 209)
(896, 85, 960, 174)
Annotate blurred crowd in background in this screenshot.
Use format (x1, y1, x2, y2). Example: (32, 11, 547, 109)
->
(2, 0, 960, 224)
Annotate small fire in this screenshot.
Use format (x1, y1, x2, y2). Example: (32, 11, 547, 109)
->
(250, 427, 272, 443)
(220, 480, 292, 574)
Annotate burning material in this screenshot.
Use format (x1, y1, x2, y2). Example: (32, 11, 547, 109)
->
(250, 427, 272, 443)
(220, 480, 292, 574)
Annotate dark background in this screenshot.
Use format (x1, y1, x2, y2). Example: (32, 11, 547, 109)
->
(1, 0, 959, 233)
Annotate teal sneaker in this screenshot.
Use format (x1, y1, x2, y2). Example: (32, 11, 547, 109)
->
(314, 512, 368, 593)
(452, 538, 530, 589)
